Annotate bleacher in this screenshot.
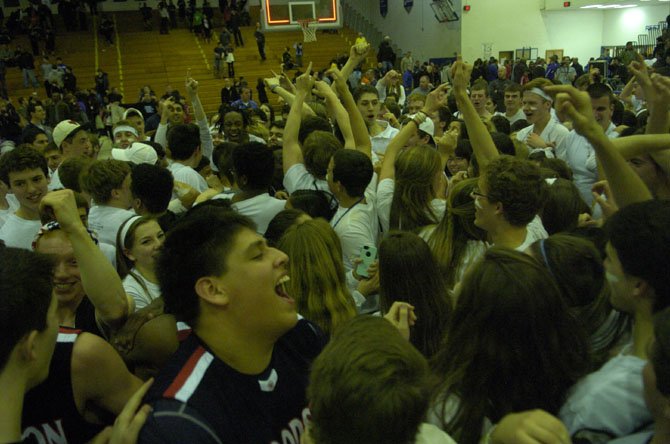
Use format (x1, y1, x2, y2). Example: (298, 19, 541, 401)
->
(4, 10, 367, 117)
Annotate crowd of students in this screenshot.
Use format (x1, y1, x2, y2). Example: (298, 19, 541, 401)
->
(0, 17, 670, 443)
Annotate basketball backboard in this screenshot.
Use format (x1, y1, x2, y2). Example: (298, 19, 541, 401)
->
(262, 0, 342, 30)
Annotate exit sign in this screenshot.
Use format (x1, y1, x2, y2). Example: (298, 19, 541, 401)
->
(564, 1, 571, 6)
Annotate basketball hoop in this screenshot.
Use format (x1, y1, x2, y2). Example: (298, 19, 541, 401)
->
(298, 19, 317, 43)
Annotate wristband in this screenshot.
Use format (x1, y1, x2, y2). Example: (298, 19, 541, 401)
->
(270, 85, 279, 93)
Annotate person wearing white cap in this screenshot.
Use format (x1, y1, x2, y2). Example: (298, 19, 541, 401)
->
(48, 120, 93, 190)
(123, 108, 150, 142)
(112, 142, 158, 166)
(112, 120, 139, 149)
(515, 78, 569, 158)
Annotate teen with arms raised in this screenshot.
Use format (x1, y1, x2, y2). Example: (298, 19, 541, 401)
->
(377, 84, 451, 233)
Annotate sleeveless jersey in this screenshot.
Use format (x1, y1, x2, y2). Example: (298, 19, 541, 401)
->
(140, 318, 326, 444)
(22, 328, 105, 444)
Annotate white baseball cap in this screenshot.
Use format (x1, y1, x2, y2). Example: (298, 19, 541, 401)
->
(53, 120, 82, 148)
(111, 142, 158, 165)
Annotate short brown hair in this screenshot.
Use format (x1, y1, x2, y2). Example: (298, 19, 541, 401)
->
(484, 155, 544, 226)
(308, 316, 433, 444)
(80, 159, 130, 204)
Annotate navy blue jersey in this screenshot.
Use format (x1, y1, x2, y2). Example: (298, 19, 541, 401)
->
(22, 328, 105, 444)
(139, 318, 326, 444)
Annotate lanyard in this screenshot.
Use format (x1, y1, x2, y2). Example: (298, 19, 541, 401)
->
(332, 197, 364, 228)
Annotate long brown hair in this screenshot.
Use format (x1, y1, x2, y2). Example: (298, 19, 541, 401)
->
(390, 146, 442, 232)
(431, 248, 590, 444)
(379, 231, 452, 359)
(426, 178, 487, 288)
(277, 219, 356, 336)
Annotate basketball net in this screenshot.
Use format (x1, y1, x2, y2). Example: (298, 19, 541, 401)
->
(299, 19, 317, 43)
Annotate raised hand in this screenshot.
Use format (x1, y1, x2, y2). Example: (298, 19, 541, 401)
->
(544, 84, 601, 141)
(295, 62, 314, 94)
(349, 42, 371, 64)
(185, 70, 199, 96)
(422, 83, 450, 114)
(39, 189, 85, 232)
(451, 59, 472, 94)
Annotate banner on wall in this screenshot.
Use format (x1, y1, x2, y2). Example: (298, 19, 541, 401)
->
(404, 0, 413, 13)
(380, 0, 388, 17)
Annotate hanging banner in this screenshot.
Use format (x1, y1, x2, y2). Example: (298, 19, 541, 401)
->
(380, 0, 388, 17)
(404, 0, 413, 13)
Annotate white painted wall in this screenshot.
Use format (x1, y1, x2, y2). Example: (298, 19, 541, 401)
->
(461, 0, 551, 62)
(461, 2, 668, 63)
(602, 5, 669, 45)
(342, 0, 461, 63)
(544, 9, 603, 62)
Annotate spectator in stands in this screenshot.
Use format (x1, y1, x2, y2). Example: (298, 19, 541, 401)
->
(410, 74, 432, 97)
(230, 87, 258, 110)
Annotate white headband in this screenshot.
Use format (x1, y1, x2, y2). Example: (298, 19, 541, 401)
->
(529, 87, 553, 103)
(120, 215, 143, 250)
(113, 125, 139, 137)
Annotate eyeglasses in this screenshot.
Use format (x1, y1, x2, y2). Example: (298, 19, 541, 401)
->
(470, 187, 489, 199)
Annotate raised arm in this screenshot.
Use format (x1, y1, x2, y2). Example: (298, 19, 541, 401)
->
(41, 190, 130, 330)
(339, 43, 371, 90)
(265, 74, 315, 118)
(312, 80, 355, 149)
(282, 63, 313, 174)
(545, 84, 652, 207)
(379, 84, 449, 182)
(631, 64, 670, 134)
(612, 133, 670, 158)
(330, 66, 372, 158)
(186, 74, 213, 161)
(451, 60, 499, 169)
(154, 98, 174, 149)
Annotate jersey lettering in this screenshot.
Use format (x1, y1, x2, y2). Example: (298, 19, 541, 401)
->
(271, 407, 311, 444)
(22, 419, 68, 444)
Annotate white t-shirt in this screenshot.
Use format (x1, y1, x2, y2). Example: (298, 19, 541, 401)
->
(516, 119, 570, 158)
(559, 344, 650, 438)
(376, 178, 445, 233)
(123, 269, 161, 311)
(213, 192, 286, 234)
(87, 205, 136, 246)
(168, 162, 208, 195)
(282, 163, 330, 195)
(415, 424, 456, 444)
(0, 194, 20, 229)
(330, 199, 379, 273)
(515, 215, 549, 252)
(495, 108, 526, 125)
(47, 168, 63, 191)
(555, 123, 619, 207)
(370, 121, 400, 156)
(0, 214, 41, 250)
